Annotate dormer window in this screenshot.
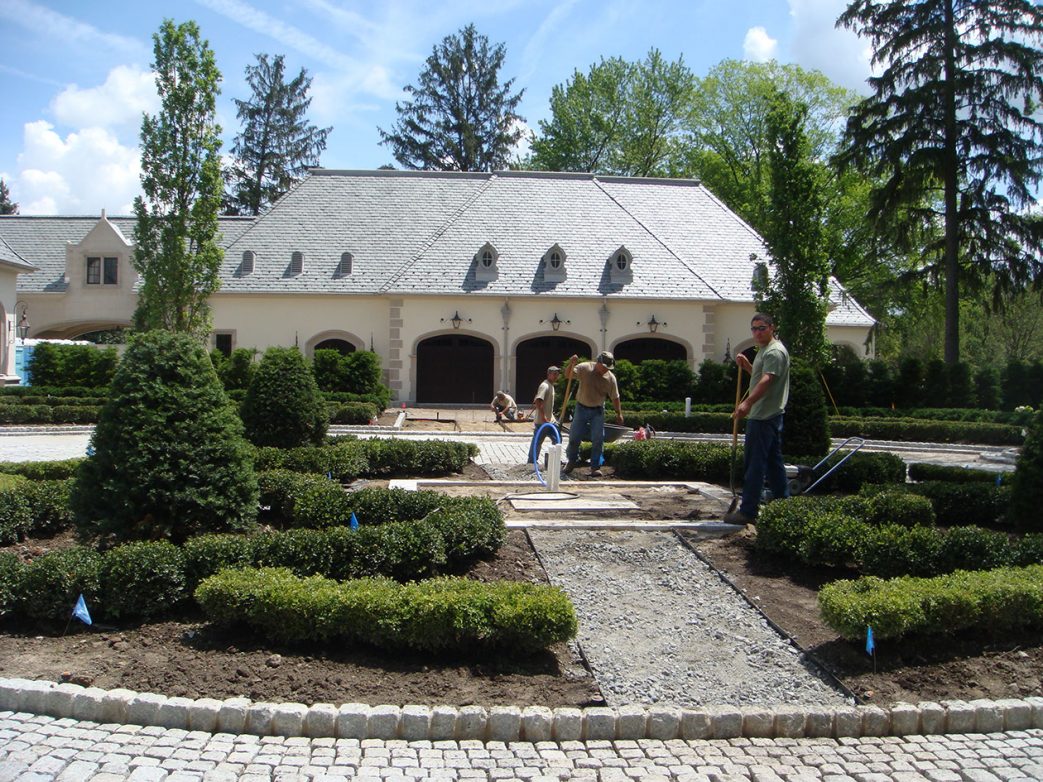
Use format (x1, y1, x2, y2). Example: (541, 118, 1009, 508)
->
(86, 256, 118, 285)
(289, 251, 303, 276)
(475, 242, 499, 282)
(609, 245, 633, 284)
(336, 252, 352, 277)
(543, 243, 567, 282)
(240, 251, 254, 276)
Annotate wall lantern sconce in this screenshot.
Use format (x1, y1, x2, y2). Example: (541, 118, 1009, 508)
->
(640, 315, 665, 334)
(540, 313, 569, 332)
(15, 304, 29, 343)
(441, 310, 470, 329)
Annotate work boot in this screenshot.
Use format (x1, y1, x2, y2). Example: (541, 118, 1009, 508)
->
(589, 468, 603, 478)
(722, 509, 754, 525)
(562, 460, 576, 475)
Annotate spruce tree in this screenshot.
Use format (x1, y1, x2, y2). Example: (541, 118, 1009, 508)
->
(836, 0, 1043, 364)
(71, 330, 258, 544)
(240, 347, 327, 447)
(225, 54, 331, 216)
(0, 178, 17, 215)
(378, 24, 524, 171)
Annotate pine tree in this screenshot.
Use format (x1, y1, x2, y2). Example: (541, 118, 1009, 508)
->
(836, 0, 1043, 364)
(132, 19, 224, 337)
(225, 54, 331, 216)
(0, 179, 17, 215)
(378, 24, 524, 171)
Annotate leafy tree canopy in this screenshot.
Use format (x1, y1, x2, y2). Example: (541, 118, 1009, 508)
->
(378, 24, 524, 171)
(132, 18, 224, 337)
(225, 53, 331, 216)
(0, 179, 17, 215)
(836, 0, 1043, 363)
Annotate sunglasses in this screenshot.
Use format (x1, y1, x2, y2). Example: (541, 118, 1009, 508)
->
(751, 325, 769, 332)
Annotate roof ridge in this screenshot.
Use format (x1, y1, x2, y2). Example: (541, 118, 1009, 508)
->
(591, 177, 723, 300)
(379, 175, 499, 293)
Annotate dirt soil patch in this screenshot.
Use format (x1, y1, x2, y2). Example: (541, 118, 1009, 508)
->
(2, 466, 1040, 708)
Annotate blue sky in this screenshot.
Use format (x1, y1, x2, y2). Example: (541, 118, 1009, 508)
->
(0, 0, 871, 215)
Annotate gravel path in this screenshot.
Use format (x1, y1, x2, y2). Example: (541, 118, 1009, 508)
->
(528, 528, 853, 709)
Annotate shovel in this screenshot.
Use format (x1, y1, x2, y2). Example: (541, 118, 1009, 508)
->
(557, 366, 575, 437)
(727, 364, 744, 515)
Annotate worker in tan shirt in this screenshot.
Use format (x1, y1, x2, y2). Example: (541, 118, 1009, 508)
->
(563, 352, 623, 478)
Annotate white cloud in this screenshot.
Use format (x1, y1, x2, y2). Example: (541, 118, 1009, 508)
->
(0, 0, 144, 56)
(787, 0, 872, 92)
(51, 65, 159, 131)
(743, 26, 778, 63)
(14, 121, 141, 215)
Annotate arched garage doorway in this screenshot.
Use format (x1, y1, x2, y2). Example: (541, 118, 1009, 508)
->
(515, 336, 590, 407)
(416, 334, 494, 403)
(613, 338, 687, 364)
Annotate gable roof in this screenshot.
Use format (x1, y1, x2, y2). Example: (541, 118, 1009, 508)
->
(0, 234, 37, 273)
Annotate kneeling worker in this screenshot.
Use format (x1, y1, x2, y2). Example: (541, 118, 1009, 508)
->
(563, 352, 624, 478)
(490, 390, 518, 422)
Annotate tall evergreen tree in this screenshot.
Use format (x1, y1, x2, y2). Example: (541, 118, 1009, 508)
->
(836, 0, 1043, 364)
(132, 19, 224, 337)
(225, 54, 331, 216)
(0, 179, 17, 215)
(760, 91, 830, 368)
(378, 24, 524, 171)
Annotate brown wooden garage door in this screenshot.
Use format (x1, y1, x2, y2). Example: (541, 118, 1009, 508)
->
(515, 336, 591, 407)
(416, 335, 494, 403)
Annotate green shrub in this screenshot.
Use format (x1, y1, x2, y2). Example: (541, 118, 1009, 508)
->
(798, 511, 868, 568)
(859, 489, 935, 528)
(908, 463, 1011, 484)
(898, 481, 1009, 526)
(329, 401, 379, 424)
(783, 359, 830, 459)
(0, 484, 32, 544)
(935, 526, 1015, 573)
(819, 565, 1043, 641)
(182, 533, 256, 591)
(19, 479, 74, 536)
(26, 343, 118, 388)
(360, 439, 474, 476)
(195, 567, 577, 655)
(70, 330, 259, 545)
(830, 417, 1024, 445)
(857, 524, 945, 578)
(0, 552, 23, 616)
(218, 348, 256, 391)
(0, 459, 84, 481)
(241, 347, 327, 448)
(17, 547, 102, 623)
(1009, 410, 1043, 532)
(256, 469, 329, 522)
(293, 481, 353, 528)
(610, 439, 731, 482)
(98, 541, 187, 620)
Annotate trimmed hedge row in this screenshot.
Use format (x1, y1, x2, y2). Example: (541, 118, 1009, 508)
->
(835, 405, 1034, 426)
(0, 479, 73, 544)
(756, 495, 1043, 578)
(2, 487, 505, 624)
(195, 567, 577, 655)
(907, 462, 1011, 484)
(0, 458, 84, 481)
(860, 481, 1011, 527)
(818, 565, 1043, 641)
(830, 417, 1024, 445)
(608, 440, 731, 482)
(0, 386, 108, 399)
(255, 439, 476, 480)
(0, 405, 101, 424)
(328, 401, 379, 425)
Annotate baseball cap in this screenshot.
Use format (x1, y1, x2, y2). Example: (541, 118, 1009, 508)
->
(548, 365, 561, 372)
(596, 351, 615, 368)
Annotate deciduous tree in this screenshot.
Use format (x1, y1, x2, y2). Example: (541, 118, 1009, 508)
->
(378, 24, 524, 171)
(836, 0, 1043, 364)
(132, 19, 224, 337)
(225, 54, 331, 215)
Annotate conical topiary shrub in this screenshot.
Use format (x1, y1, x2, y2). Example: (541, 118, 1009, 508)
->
(782, 358, 830, 459)
(1008, 410, 1043, 532)
(71, 330, 258, 544)
(240, 346, 328, 448)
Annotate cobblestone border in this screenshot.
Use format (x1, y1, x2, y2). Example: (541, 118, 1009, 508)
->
(2, 678, 1041, 741)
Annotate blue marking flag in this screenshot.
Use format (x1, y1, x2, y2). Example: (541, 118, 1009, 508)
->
(996, 473, 1002, 486)
(72, 594, 92, 626)
(326, 471, 333, 481)
(350, 511, 359, 530)
(865, 625, 875, 655)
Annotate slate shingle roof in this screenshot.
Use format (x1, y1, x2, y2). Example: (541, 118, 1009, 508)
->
(0, 169, 874, 328)
(0, 234, 36, 272)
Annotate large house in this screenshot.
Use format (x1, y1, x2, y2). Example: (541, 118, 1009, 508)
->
(0, 169, 874, 403)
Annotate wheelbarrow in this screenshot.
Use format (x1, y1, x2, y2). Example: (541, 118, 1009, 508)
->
(785, 436, 867, 496)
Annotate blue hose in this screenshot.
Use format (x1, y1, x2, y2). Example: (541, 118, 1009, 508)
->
(531, 422, 562, 487)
